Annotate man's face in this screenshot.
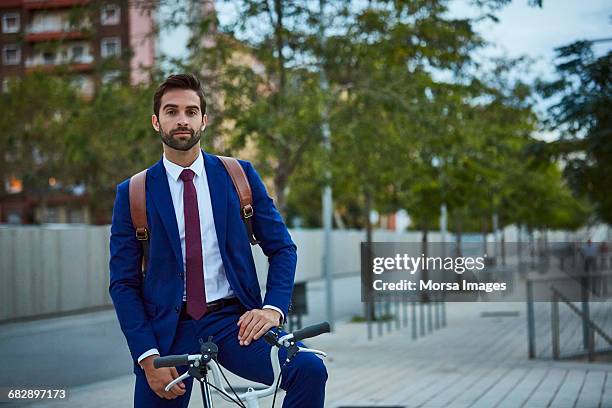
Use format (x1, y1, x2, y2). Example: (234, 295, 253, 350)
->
(152, 88, 207, 151)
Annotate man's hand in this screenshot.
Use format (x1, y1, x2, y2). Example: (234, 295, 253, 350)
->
(140, 354, 186, 399)
(237, 308, 282, 346)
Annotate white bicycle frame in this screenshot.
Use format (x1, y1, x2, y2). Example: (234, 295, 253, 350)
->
(163, 333, 327, 408)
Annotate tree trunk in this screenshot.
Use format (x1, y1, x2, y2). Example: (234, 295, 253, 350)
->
(366, 191, 372, 244)
(455, 210, 463, 257)
(482, 216, 488, 256)
(454, 211, 463, 284)
(273, 0, 286, 93)
(543, 228, 550, 268)
(501, 227, 506, 267)
(272, 165, 289, 218)
(364, 190, 376, 320)
(529, 227, 535, 269)
(518, 223, 523, 272)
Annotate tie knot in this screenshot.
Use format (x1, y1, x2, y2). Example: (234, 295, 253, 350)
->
(179, 169, 195, 182)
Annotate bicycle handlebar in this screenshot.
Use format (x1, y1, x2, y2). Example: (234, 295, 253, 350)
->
(153, 321, 330, 369)
(291, 322, 331, 342)
(154, 354, 190, 369)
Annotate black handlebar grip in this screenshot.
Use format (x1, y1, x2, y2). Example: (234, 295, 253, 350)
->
(153, 354, 189, 368)
(292, 322, 331, 342)
(263, 331, 280, 347)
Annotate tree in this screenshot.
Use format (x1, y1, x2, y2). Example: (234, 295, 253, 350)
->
(61, 82, 161, 222)
(0, 72, 161, 223)
(183, 0, 325, 217)
(536, 39, 611, 223)
(0, 74, 77, 219)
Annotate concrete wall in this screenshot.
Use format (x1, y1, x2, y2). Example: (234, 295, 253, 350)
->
(1, 223, 608, 321)
(0, 225, 110, 321)
(1, 225, 431, 321)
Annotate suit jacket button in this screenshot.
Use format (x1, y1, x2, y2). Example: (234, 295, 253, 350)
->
(175, 306, 180, 313)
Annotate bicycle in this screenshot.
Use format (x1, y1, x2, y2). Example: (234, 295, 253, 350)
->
(153, 322, 330, 408)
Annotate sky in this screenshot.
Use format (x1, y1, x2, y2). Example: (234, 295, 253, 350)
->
(449, 0, 611, 81)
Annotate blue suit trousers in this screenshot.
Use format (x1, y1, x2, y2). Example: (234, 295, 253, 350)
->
(134, 303, 327, 407)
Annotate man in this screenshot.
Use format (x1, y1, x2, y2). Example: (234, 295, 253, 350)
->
(109, 73, 327, 407)
(582, 239, 598, 274)
(581, 239, 600, 295)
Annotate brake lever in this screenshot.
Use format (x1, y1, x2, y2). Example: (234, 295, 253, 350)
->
(164, 371, 190, 392)
(297, 347, 327, 357)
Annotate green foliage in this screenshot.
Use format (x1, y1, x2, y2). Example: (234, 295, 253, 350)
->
(184, 0, 325, 215)
(0, 74, 77, 195)
(2, 0, 592, 234)
(61, 83, 160, 218)
(0, 74, 159, 222)
(536, 40, 611, 223)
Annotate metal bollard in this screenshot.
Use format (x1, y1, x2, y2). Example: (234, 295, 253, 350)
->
(411, 301, 417, 340)
(427, 302, 433, 333)
(419, 302, 425, 336)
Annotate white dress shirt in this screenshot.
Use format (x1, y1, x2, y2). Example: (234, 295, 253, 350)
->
(164, 151, 233, 302)
(138, 151, 283, 365)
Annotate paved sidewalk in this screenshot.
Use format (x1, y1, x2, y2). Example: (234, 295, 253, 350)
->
(14, 301, 612, 408)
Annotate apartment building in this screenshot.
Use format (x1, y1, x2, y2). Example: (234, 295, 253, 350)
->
(0, 0, 156, 224)
(0, 0, 155, 95)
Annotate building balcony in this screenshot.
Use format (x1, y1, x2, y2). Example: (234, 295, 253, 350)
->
(25, 30, 89, 42)
(25, 55, 94, 73)
(0, 1, 22, 9)
(25, 16, 91, 41)
(25, 53, 94, 66)
(25, 63, 93, 74)
(24, 0, 89, 10)
(25, 30, 90, 42)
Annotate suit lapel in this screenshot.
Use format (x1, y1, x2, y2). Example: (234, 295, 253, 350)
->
(204, 151, 228, 251)
(148, 158, 183, 271)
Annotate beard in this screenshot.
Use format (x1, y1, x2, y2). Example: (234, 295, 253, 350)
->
(159, 124, 203, 151)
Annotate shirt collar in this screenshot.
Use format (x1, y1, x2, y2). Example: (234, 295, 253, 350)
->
(163, 150, 204, 182)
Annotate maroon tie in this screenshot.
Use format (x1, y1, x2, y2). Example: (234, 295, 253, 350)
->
(179, 169, 207, 320)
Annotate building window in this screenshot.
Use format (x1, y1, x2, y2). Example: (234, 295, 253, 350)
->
(42, 51, 55, 65)
(100, 4, 120, 26)
(2, 77, 13, 92)
(101, 70, 121, 85)
(2, 45, 20, 65)
(7, 212, 22, 224)
(7, 176, 23, 193)
(2, 12, 20, 33)
(101, 37, 121, 58)
(72, 45, 84, 60)
(42, 207, 59, 223)
(68, 207, 85, 223)
(30, 11, 65, 33)
(71, 75, 94, 97)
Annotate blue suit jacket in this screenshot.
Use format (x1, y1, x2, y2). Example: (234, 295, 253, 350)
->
(109, 151, 297, 372)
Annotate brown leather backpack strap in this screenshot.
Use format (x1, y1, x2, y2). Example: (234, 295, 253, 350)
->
(129, 169, 149, 274)
(217, 156, 260, 245)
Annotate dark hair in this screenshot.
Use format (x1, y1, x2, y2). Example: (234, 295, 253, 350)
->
(153, 73, 207, 118)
